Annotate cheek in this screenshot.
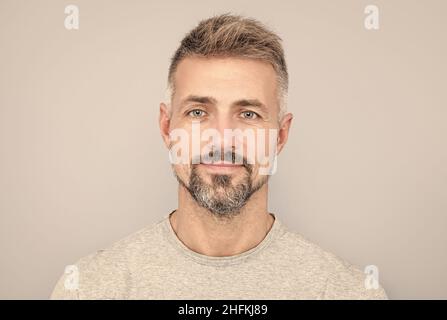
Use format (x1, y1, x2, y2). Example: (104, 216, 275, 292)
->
(172, 164, 191, 181)
(236, 128, 277, 166)
(194, 166, 215, 184)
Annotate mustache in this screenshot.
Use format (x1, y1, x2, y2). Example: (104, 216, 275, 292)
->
(191, 149, 251, 168)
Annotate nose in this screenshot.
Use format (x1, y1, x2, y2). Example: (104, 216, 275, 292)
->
(206, 113, 239, 161)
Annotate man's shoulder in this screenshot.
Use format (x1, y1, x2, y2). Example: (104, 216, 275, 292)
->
(50, 217, 167, 299)
(79, 217, 166, 265)
(274, 228, 388, 299)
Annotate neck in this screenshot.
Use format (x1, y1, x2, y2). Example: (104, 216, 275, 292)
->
(169, 183, 274, 257)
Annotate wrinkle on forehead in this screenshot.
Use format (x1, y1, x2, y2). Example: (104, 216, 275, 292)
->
(171, 56, 280, 116)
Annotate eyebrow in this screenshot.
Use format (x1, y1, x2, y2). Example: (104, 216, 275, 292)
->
(180, 95, 217, 106)
(180, 95, 269, 113)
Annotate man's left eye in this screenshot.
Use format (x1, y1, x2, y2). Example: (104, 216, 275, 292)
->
(241, 111, 258, 119)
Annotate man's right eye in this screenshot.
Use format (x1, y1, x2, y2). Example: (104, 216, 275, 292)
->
(188, 109, 206, 118)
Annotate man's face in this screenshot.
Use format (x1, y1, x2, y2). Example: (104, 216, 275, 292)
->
(160, 56, 291, 218)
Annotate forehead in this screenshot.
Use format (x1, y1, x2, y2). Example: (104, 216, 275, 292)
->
(172, 56, 279, 109)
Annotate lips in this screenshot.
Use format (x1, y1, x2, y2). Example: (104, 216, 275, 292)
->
(198, 161, 244, 172)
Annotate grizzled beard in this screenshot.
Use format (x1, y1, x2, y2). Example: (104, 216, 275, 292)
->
(174, 162, 268, 219)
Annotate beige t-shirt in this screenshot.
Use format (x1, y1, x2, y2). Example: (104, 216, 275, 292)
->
(50, 212, 388, 300)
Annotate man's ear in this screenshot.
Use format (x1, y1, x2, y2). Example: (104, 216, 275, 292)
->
(276, 112, 293, 155)
(159, 102, 171, 148)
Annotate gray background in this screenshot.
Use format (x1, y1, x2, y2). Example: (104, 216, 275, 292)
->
(1, 0, 446, 299)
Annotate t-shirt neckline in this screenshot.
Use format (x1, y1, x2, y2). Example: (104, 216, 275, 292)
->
(161, 210, 284, 267)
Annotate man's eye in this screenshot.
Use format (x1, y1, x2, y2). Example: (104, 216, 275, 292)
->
(241, 111, 258, 119)
(188, 109, 206, 118)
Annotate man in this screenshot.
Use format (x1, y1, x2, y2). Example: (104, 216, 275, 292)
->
(51, 13, 388, 299)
